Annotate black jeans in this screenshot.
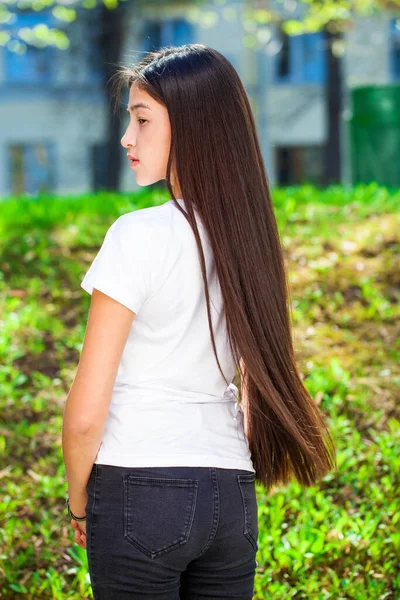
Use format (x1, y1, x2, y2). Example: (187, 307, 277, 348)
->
(85, 463, 259, 599)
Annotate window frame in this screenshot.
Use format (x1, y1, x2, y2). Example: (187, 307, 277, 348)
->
(273, 28, 327, 85)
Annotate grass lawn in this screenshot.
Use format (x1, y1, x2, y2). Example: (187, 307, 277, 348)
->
(0, 182, 399, 599)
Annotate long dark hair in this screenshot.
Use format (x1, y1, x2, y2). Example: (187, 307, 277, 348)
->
(110, 44, 337, 490)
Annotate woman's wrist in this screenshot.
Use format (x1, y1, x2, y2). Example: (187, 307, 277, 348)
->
(66, 490, 88, 519)
(66, 497, 87, 520)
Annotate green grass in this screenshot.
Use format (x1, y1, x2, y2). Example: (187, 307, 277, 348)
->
(0, 182, 399, 599)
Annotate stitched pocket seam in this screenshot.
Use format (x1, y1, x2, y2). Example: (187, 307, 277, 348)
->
(237, 474, 258, 552)
(123, 476, 199, 559)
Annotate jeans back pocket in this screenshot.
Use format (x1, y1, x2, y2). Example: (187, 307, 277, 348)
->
(237, 472, 259, 552)
(123, 475, 199, 559)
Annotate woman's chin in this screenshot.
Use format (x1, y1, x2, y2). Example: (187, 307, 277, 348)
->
(135, 175, 163, 187)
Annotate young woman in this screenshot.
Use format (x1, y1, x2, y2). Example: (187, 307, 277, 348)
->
(62, 43, 336, 599)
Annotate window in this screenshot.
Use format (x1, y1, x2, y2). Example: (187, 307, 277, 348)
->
(4, 10, 56, 84)
(390, 18, 400, 80)
(141, 17, 194, 52)
(8, 142, 56, 195)
(274, 28, 326, 84)
(275, 145, 324, 186)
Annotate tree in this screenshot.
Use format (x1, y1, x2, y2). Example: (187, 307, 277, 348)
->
(98, 0, 126, 190)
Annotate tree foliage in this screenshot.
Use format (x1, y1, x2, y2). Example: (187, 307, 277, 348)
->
(1, 0, 399, 55)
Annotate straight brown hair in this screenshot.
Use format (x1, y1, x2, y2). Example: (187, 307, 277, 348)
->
(110, 43, 337, 490)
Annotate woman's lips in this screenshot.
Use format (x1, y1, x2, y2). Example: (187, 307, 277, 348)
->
(130, 159, 140, 167)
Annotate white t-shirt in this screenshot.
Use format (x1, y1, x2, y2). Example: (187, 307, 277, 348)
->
(80, 198, 254, 472)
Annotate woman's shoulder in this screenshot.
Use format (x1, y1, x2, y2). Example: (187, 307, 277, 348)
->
(112, 201, 176, 251)
(119, 200, 174, 228)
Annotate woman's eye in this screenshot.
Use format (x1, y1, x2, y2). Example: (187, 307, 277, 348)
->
(138, 118, 147, 125)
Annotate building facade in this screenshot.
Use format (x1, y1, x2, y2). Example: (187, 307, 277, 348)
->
(1, 0, 399, 196)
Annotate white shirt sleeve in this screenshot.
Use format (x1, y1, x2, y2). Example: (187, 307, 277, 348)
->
(80, 214, 150, 314)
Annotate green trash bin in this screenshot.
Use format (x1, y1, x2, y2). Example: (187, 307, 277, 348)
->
(346, 84, 400, 187)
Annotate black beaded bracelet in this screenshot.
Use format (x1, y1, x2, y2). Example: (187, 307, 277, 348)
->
(66, 497, 87, 522)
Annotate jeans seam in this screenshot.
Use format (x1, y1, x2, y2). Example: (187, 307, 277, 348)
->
(125, 476, 198, 486)
(89, 464, 99, 592)
(194, 467, 220, 559)
(237, 474, 258, 552)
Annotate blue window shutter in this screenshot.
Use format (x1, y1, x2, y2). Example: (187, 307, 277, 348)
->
(141, 21, 162, 52)
(141, 18, 193, 52)
(390, 18, 400, 80)
(172, 18, 193, 46)
(302, 32, 326, 83)
(290, 34, 304, 83)
(274, 29, 326, 84)
(161, 20, 175, 46)
(160, 18, 193, 46)
(5, 10, 55, 83)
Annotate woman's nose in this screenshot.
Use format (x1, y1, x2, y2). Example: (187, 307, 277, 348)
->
(121, 125, 134, 149)
(120, 133, 129, 148)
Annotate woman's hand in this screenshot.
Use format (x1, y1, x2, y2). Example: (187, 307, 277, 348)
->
(71, 518, 87, 549)
(68, 490, 88, 549)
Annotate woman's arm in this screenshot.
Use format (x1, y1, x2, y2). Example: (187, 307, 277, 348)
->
(62, 288, 135, 515)
(239, 358, 250, 440)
